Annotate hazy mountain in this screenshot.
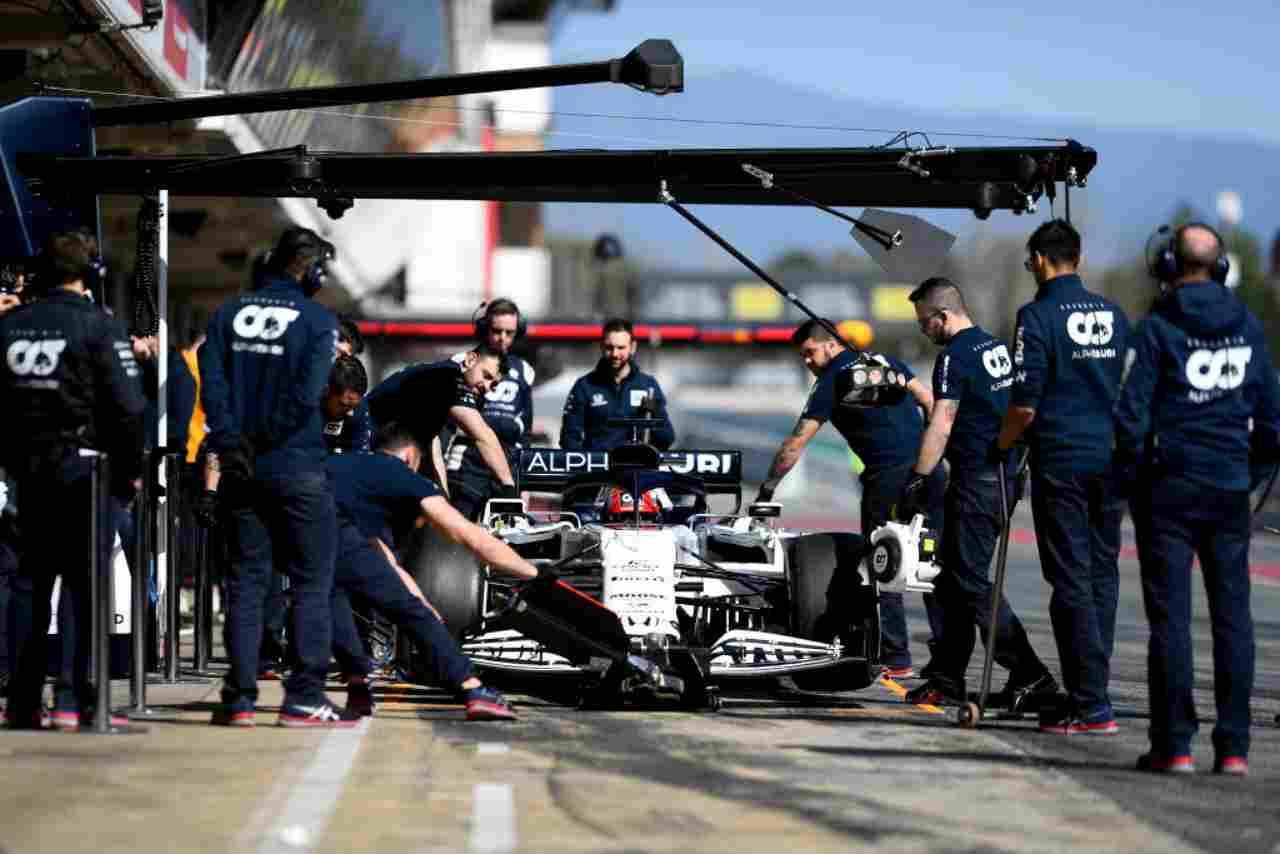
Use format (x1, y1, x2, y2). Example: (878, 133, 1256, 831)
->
(544, 69, 1280, 270)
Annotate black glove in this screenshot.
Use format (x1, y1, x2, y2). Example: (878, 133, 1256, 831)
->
(496, 482, 519, 501)
(193, 490, 220, 528)
(639, 392, 661, 417)
(219, 436, 256, 481)
(986, 439, 1011, 468)
(897, 472, 929, 521)
(754, 483, 776, 504)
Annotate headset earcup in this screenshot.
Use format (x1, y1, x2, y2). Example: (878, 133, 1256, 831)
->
(1213, 254, 1231, 285)
(1152, 246, 1180, 283)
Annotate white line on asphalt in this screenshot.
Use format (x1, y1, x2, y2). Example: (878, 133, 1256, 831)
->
(251, 719, 371, 854)
(469, 783, 517, 854)
(476, 742, 510, 755)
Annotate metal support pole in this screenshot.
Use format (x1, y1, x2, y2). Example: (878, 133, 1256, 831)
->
(193, 521, 210, 673)
(163, 453, 181, 682)
(88, 451, 112, 734)
(128, 449, 151, 715)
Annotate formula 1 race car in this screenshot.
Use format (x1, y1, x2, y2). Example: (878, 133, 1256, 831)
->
(404, 431, 941, 710)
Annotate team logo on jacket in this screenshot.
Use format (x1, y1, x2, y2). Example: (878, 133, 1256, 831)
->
(1185, 346, 1251, 400)
(7, 339, 67, 377)
(981, 345, 1012, 378)
(231, 305, 300, 354)
(590, 393, 607, 407)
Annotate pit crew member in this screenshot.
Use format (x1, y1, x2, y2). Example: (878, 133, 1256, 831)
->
(0, 231, 145, 729)
(365, 344, 515, 497)
(445, 299, 534, 521)
(323, 355, 372, 455)
(326, 422, 537, 720)
(754, 318, 942, 679)
(901, 278, 1058, 710)
(1115, 223, 1279, 774)
(200, 226, 353, 728)
(996, 219, 1129, 735)
(560, 318, 674, 451)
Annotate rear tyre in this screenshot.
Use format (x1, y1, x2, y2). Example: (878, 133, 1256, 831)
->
(787, 533, 878, 692)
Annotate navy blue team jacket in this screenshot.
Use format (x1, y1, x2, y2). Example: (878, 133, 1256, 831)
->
(802, 349, 923, 474)
(932, 326, 1013, 477)
(365, 359, 479, 449)
(324, 399, 373, 455)
(1115, 280, 1280, 492)
(446, 352, 534, 481)
(560, 359, 674, 451)
(1010, 274, 1129, 476)
(199, 274, 336, 477)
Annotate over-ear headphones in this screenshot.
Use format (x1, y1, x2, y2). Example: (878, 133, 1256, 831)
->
(1148, 222, 1230, 286)
(263, 227, 335, 296)
(472, 298, 526, 341)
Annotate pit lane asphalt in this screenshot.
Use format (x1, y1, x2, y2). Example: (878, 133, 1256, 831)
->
(1, 511, 1277, 853)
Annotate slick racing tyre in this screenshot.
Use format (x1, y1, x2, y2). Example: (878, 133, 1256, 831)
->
(787, 533, 879, 692)
(405, 525, 484, 643)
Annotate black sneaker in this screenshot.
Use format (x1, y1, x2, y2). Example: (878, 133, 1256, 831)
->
(277, 701, 362, 728)
(905, 678, 965, 706)
(345, 681, 375, 718)
(989, 672, 1061, 717)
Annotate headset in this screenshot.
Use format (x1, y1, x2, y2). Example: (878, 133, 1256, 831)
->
(472, 297, 526, 341)
(259, 227, 336, 296)
(1147, 222, 1231, 286)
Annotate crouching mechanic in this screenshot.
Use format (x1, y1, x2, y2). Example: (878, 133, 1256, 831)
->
(365, 344, 516, 498)
(446, 299, 535, 520)
(755, 319, 942, 679)
(1115, 223, 1280, 774)
(323, 355, 372, 455)
(901, 278, 1058, 711)
(327, 422, 538, 720)
(561, 318, 674, 451)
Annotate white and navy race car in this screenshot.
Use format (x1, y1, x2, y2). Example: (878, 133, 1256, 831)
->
(408, 441, 940, 709)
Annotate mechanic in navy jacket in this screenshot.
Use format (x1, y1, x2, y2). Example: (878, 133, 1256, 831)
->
(199, 226, 349, 728)
(560, 318, 674, 451)
(365, 345, 517, 497)
(1115, 224, 1280, 774)
(996, 219, 1129, 736)
(754, 318, 942, 678)
(445, 299, 535, 521)
(900, 278, 1057, 711)
(322, 355, 372, 455)
(325, 422, 539, 721)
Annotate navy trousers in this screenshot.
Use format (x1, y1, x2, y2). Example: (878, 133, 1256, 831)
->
(6, 455, 102, 718)
(859, 461, 946, 668)
(220, 470, 336, 707)
(330, 524, 473, 689)
(1029, 468, 1122, 719)
(933, 471, 1049, 693)
(1132, 475, 1253, 758)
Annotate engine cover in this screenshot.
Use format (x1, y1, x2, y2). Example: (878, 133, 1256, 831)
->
(600, 528, 680, 640)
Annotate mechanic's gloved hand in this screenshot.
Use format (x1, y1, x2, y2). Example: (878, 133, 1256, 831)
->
(985, 439, 1011, 468)
(219, 436, 256, 481)
(639, 393, 662, 417)
(896, 472, 929, 521)
(496, 482, 519, 501)
(754, 483, 776, 504)
(193, 490, 220, 528)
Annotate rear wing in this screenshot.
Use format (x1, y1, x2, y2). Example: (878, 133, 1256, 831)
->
(517, 448, 742, 494)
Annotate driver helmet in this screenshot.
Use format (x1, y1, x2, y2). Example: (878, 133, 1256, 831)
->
(603, 486, 672, 522)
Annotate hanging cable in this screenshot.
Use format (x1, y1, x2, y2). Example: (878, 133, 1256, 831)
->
(131, 195, 161, 337)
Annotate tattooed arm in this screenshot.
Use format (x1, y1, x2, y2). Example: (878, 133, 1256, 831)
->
(756, 417, 823, 502)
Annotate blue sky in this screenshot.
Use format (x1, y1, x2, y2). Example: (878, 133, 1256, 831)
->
(552, 1, 1280, 145)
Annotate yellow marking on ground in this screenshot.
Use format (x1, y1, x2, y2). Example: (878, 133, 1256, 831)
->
(377, 701, 464, 711)
(879, 675, 944, 714)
